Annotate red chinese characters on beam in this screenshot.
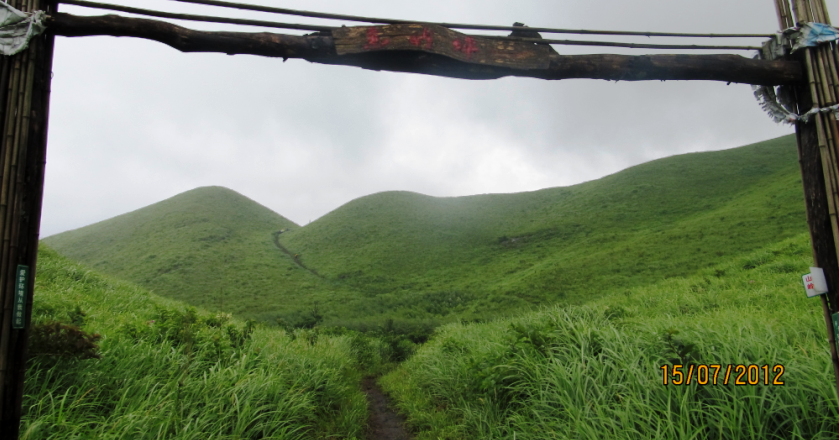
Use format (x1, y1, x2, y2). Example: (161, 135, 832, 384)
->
(332, 24, 550, 70)
(409, 27, 433, 50)
(364, 27, 390, 49)
(452, 36, 479, 60)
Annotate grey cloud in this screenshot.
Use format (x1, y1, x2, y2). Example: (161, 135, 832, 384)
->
(40, 0, 826, 236)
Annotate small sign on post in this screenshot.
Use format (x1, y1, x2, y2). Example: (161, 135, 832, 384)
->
(12, 264, 28, 329)
(803, 266, 829, 297)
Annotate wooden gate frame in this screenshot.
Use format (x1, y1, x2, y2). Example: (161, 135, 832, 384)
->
(0, 0, 837, 437)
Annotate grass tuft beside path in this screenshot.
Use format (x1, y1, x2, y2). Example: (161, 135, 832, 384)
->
(21, 245, 372, 440)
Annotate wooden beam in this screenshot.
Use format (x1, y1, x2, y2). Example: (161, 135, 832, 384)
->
(47, 12, 803, 85)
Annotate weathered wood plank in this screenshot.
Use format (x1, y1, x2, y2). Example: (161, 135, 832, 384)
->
(46, 12, 804, 85)
(333, 24, 551, 70)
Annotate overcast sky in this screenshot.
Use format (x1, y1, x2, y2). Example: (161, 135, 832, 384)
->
(38, 0, 838, 236)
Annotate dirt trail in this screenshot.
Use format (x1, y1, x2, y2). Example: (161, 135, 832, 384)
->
(271, 231, 324, 279)
(362, 377, 412, 440)
(274, 231, 412, 438)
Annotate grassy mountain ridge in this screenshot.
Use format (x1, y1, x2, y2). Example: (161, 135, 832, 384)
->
(279, 134, 806, 311)
(43, 186, 348, 319)
(45, 135, 808, 327)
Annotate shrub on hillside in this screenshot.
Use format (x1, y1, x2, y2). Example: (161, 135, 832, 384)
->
(27, 321, 101, 362)
(119, 305, 258, 363)
(226, 319, 257, 348)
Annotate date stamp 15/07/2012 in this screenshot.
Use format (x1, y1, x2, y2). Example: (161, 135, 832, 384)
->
(661, 364, 785, 386)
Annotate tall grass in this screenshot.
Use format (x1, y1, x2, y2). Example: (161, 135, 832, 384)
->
(381, 234, 839, 439)
(21, 246, 369, 439)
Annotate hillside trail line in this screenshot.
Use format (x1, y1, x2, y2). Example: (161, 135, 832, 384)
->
(272, 231, 325, 279)
(362, 376, 413, 440)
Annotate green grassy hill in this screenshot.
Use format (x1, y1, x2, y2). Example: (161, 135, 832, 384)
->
(43, 186, 357, 322)
(28, 235, 837, 439)
(44, 135, 808, 329)
(279, 134, 806, 315)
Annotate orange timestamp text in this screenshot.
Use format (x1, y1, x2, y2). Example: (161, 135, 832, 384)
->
(661, 364, 785, 385)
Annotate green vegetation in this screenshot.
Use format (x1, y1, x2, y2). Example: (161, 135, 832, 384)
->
(43, 186, 363, 325)
(44, 135, 808, 332)
(280, 135, 804, 316)
(31, 134, 839, 439)
(380, 234, 838, 439)
(21, 245, 384, 439)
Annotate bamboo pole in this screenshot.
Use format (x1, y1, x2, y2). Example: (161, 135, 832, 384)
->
(1, 0, 37, 370)
(4, 4, 39, 304)
(0, 0, 54, 434)
(0, 46, 26, 415)
(7, 10, 40, 274)
(775, 0, 791, 28)
(797, 0, 813, 22)
(779, 0, 795, 28)
(785, 0, 839, 402)
(8, 1, 54, 434)
(0, 44, 28, 266)
(810, 2, 839, 260)
(824, 46, 839, 99)
(791, 0, 802, 23)
(822, 1, 831, 23)
(804, 2, 839, 401)
(813, 0, 830, 24)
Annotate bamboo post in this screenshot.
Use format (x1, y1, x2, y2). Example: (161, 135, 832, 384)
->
(778, 0, 839, 401)
(775, 0, 794, 29)
(0, 0, 57, 437)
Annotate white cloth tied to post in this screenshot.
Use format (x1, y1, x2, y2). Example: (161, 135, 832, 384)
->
(0, 2, 45, 56)
(754, 22, 839, 124)
(753, 83, 839, 124)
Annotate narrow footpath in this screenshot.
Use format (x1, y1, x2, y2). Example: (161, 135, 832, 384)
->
(271, 231, 324, 279)
(274, 230, 412, 439)
(362, 377, 412, 440)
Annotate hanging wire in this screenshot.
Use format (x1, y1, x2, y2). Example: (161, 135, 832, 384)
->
(169, 0, 775, 38)
(59, 0, 334, 32)
(57, 0, 763, 50)
(498, 36, 760, 50)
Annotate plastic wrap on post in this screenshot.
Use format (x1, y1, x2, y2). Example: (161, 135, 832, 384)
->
(0, 2, 44, 56)
(791, 22, 839, 52)
(761, 34, 788, 61)
(754, 84, 797, 123)
(754, 25, 839, 125)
